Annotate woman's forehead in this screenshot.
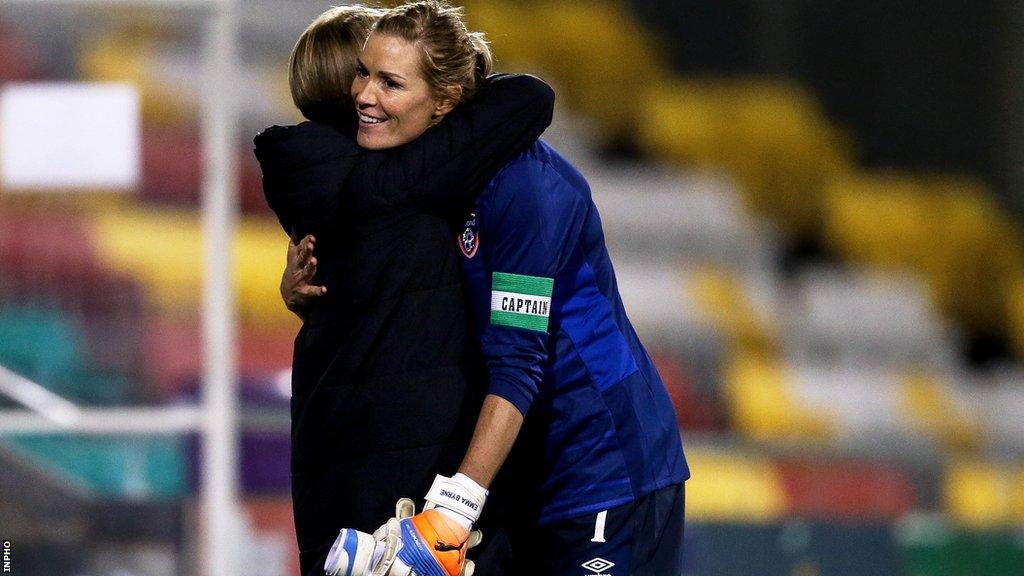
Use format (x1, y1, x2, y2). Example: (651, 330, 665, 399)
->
(362, 33, 421, 77)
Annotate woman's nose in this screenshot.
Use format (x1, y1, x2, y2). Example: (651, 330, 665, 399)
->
(355, 83, 375, 108)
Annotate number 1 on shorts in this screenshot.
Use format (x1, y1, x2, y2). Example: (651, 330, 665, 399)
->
(591, 510, 608, 543)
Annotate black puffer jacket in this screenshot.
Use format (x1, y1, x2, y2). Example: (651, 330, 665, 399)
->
(254, 74, 554, 575)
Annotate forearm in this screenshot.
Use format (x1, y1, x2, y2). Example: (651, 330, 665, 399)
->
(354, 74, 555, 211)
(458, 393, 524, 489)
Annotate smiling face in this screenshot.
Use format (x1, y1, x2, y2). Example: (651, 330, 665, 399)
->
(351, 32, 454, 150)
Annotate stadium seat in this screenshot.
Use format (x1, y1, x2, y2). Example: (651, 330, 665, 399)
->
(899, 515, 1024, 576)
(0, 306, 134, 405)
(969, 373, 1024, 452)
(638, 78, 851, 240)
(463, 0, 669, 145)
(142, 317, 297, 399)
(786, 364, 909, 445)
(649, 350, 727, 432)
(0, 22, 44, 80)
(786, 268, 956, 370)
(3, 435, 185, 498)
(86, 207, 298, 326)
(824, 172, 1024, 344)
(723, 354, 833, 442)
(0, 209, 100, 281)
(944, 459, 1017, 529)
(684, 448, 787, 523)
(691, 266, 780, 358)
(786, 363, 981, 452)
(899, 372, 981, 450)
(591, 170, 777, 272)
(0, 307, 82, 388)
(78, 21, 196, 126)
(242, 496, 301, 575)
(140, 127, 202, 206)
(776, 458, 916, 521)
(614, 263, 699, 338)
(140, 126, 274, 216)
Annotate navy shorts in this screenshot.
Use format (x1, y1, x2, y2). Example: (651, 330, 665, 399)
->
(491, 482, 686, 576)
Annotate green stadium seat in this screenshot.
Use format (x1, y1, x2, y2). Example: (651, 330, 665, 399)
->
(0, 307, 82, 390)
(899, 514, 1024, 575)
(3, 435, 185, 498)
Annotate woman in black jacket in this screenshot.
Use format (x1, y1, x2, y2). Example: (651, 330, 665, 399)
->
(253, 5, 553, 574)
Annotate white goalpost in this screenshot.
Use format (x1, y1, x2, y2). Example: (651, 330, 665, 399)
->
(0, 1, 241, 575)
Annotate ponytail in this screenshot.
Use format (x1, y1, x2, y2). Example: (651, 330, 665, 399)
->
(469, 32, 493, 86)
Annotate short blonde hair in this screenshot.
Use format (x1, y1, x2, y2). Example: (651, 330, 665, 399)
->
(289, 5, 383, 122)
(373, 0, 493, 104)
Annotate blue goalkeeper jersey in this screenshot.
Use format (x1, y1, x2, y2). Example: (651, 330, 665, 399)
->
(458, 140, 689, 524)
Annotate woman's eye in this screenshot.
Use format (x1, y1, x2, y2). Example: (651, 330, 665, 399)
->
(384, 79, 402, 90)
(356, 66, 368, 78)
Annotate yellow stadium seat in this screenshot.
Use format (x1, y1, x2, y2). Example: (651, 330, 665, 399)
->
(691, 265, 777, 357)
(87, 207, 296, 327)
(79, 20, 196, 126)
(640, 78, 851, 239)
(825, 172, 1024, 347)
(899, 372, 981, 450)
(723, 354, 833, 442)
(1012, 466, 1024, 524)
(684, 447, 787, 523)
(463, 0, 670, 143)
(1008, 276, 1024, 360)
(944, 460, 1015, 529)
(465, 1, 858, 242)
(824, 172, 931, 270)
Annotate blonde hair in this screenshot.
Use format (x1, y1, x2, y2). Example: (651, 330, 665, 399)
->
(289, 5, 383, 122)
(372, 0, 493, 104)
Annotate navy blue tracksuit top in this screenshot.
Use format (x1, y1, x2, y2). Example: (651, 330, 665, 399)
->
(457, 141, 689, 524)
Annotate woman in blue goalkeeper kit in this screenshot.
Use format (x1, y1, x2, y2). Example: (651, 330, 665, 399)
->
(254, 4, 553, 574)
(285, 2, 689, 574)
(453, 142, 690, 575)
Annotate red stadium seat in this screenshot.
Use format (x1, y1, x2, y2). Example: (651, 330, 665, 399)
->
(140, 126, 273, 216)
(651, 350, 728, 432)
(776, 458, 917, 522)
(143, 317, 297, 399)
(0, 22, 45, 80)
(140, 127, 202, 207)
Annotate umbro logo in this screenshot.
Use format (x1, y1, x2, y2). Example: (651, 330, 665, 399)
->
(581, 557, 614, 575)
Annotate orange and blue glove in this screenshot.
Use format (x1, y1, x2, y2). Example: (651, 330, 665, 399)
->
(325, 474, 488, 576)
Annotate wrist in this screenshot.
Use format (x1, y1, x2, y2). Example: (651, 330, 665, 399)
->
(424, 473, 488, 527)
(434, 505, 472, 531)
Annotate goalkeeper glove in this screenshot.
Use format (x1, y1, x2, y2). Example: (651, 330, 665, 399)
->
(325, 474, 487, 576)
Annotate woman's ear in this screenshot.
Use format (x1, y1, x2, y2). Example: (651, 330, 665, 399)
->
(432, 99, 456, 120)
(430, 86, 462, 121)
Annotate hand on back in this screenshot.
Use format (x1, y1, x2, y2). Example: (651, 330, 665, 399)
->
(281, 234, 326, 319)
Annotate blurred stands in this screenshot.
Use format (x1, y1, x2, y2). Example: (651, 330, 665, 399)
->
(1, 1, 1024, 575)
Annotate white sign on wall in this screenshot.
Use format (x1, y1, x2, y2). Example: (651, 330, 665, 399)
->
(0, 82, 140, 191)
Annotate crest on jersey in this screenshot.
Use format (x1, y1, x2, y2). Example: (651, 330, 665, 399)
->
(459, 212, 479, 258)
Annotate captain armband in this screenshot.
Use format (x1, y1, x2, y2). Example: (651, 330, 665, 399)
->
(490, 272, 553, 332)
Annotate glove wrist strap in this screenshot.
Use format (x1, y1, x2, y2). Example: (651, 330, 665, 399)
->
(424, 474, 488, 525)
